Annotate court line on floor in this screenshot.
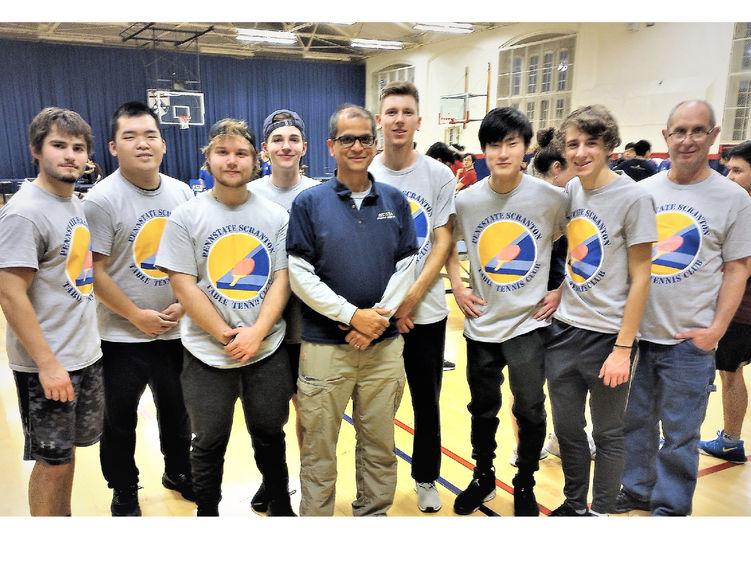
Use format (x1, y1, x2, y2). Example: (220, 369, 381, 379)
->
(697, 455, 750, 477)
(342, 413, 501, 516)
(392, 416, 552, 516)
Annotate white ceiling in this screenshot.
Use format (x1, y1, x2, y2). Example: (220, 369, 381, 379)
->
(0, 22, 504, 63)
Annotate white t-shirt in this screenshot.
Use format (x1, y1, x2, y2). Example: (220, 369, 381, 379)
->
(639, 170, 751, 344)
(83, 169, 194, 342)
(554, 173, 658, 334)
(369, 152, 455, 324)
(155, 191, 288, 368)
(248, 174, 319, 344)
(0, 181, 101, 372)
(454, 174, 567, 342)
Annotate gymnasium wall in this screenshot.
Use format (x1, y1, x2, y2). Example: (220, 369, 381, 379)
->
(365, 22, 734, 156)
(0, 38, 366, 182)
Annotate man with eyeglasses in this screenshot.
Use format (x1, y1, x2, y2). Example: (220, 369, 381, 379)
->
(287, 104, 418, 516)
(616, 100, 751, 516)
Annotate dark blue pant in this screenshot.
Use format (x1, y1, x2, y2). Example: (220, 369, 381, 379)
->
(402, 318, 446, 482)
(99, 339, 190, 489)
(180, 347, 294, 509)
(465, 329, 547, 478)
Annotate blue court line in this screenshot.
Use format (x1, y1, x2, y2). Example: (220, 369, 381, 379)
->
(342, 413, 501, 516)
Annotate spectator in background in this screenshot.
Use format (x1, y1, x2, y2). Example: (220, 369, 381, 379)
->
(615, 139, 658, 181)
(610, 142, 635, 170)
(426, 141, 456, 166)
(198, 164, 214, 190)
(80, 158, 102, 185)
(455, 153, 477, 192)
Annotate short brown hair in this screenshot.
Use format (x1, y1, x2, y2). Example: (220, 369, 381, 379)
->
(379, 81, 419, 109)
(202, 118, 258, 176)
(556, 105, 621, 153)
(29, 107, 93, 167)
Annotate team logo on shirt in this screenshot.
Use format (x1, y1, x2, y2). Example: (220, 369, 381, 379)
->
(61, 220, 94, 301)
(651, 211, 703, 282)
(404, 192, 432, 260)
(566, 216, 607, 291)
(476, 219, 540, 289)
(131, 217, 169, 281)
(207, 232, 271, 302)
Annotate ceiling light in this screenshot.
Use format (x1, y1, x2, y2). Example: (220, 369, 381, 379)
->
(236, 28, 297, 45)
(413, 23, 474, 34)
(350, 38, 403, 50)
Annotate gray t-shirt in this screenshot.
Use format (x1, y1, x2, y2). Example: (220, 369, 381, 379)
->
(155, 191, 288, 368)
(369, 152, 456, 324)
(83, 170, 194, 342)
(247, 174, 319, 344)
(454, 175, 567, 342)
(554, 173, 657, 334)
(639, 170, 751, 344)
(0, 181, 101, 372)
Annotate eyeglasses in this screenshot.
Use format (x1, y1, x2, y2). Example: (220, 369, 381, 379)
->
(667, 127, 715, 142)
(331, 134, 376, 148)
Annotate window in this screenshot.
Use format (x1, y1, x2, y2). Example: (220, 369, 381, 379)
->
(722, 24, 751, 142)
(497, 34, 576, 133)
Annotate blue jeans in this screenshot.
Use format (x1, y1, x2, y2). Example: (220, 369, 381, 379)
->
(622, 339, 716, 516)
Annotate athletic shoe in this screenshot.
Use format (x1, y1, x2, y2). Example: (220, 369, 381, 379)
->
(251, 483, 268, 512)
(512, 475, 538, 517)
(698, 430, 746, 463)
(415, 481, 442, 513)
(111, 485, 141, 517)
(442, 359, 456, 371)
(162, 472, 196, 502)
(544, 432, 596, 459)
(549, 502, 591, 516)
(196, 504, 219, 516)
(267, 494, 297, 516)
(612, 489, 650, 513)
(508, 445, 549, 467)
(453, 467, 496, 515)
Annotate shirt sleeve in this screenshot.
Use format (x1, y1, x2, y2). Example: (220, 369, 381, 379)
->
(154, 208, 198, 277)
(288, 254, 357, 324)
(372, 254, 417, 315)
(0, 213, 42, 270)
(82, 197, 114, 256)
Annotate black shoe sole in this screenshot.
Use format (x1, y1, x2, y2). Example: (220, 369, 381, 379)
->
(453, 490, 496, 515)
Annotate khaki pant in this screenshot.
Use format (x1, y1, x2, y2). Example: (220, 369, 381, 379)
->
(297, 336, 405, 516)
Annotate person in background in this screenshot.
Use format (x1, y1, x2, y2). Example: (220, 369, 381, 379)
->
(455, 153, 477, 192)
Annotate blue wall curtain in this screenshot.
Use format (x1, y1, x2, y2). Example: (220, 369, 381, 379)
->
(0, 38, 365, 182)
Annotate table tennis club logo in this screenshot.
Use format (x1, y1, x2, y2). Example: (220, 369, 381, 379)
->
(66, 224, 94, 296)
(409, 198, 431, 252)
(651, 211, 701, 277)
(207, 232, 270, 301)
(477, 220, 537, 285)
(566, 217, 603, 285)
(132, 217, 168, 280)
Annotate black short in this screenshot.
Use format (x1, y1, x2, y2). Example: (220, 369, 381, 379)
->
(716, 321, 751, 372)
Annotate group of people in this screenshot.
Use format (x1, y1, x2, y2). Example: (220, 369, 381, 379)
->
(1, 80, 749, 518)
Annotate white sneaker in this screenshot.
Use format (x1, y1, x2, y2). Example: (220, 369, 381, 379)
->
(415, 481, 442, 513)
(544, 432, 596, 459)
(587, 431, 596, 459)
(508, 445, 549, 467)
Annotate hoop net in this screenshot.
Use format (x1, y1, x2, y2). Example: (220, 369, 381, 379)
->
(177, 115, 190, 130)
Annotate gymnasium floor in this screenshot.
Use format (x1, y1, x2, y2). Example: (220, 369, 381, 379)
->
(1, 284, 749, 522)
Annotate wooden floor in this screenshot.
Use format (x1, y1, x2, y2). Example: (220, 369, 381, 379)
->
(1, 276, 750, 556)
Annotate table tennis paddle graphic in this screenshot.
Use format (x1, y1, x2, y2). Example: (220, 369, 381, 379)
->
(652, 235, 683, 262)
(486, 243, 520, 273)
(570, 242, 589, 263)
(229, 257, 255, 287)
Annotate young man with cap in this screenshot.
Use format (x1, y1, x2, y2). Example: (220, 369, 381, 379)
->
(156, 118, 295, 516)
(83, 101, 194, 516)
(369, 81, 455, 512)
(0, 107, 103, 516)
(246, 108, 319, 512)
(287, 104, 417, 516)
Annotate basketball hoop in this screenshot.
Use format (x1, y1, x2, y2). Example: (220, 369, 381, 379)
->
(177, 115, 190, 130)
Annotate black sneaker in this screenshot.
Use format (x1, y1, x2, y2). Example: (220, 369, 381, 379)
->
(267, 494, 297, 517)
(613, 489, 650, 513)
(196, 504, 219, 516)
(162, 472, 196, 502)
(442, 360, 456, 371)
(453, 467, 496, 515)
(549, 502, 591, 516)
(512, 476, 539, 517)
(111, 485, 141, 517)
(251, 483, 268, 513)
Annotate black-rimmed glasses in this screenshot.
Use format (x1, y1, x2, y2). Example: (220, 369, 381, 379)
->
(331, 134, 376, 148)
